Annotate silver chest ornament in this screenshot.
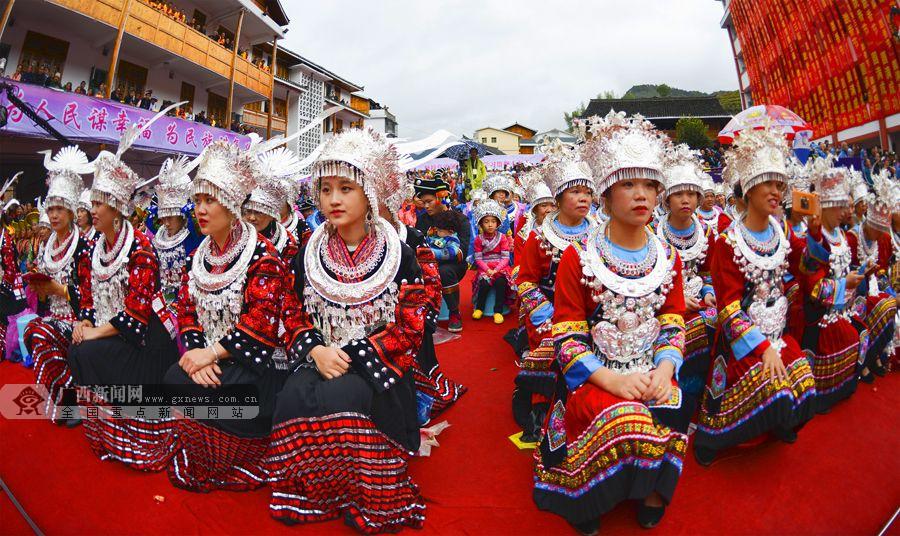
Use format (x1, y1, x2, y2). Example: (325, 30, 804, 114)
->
(38, 228, 80, 320)
(580, 224, 674, 375)
(303, 218, 402, 348)
(731, 217, 790, 354)
(820, 228, 853, 326)
(153, 225, 190, 297)
(91, 222, 135, 327)
(188, 222, 257, 347)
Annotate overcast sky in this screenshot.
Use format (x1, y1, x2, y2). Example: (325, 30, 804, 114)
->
(280, 1, 737, 139)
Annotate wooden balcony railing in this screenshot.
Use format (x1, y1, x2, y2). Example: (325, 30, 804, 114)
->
(242, 108, 286, 133)
(350, 95, 370, 115)
(51, 0, 272, 98)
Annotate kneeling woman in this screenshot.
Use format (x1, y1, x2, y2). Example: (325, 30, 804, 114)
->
(67, 147, 179, 467)
(654, 146, 718, 403)
(265, 129, 427, 533)
(694, 127, 817, 465)
(163, 141, 288, 491)
(26, 146, 93, 423)
(534, 112, 689, 533)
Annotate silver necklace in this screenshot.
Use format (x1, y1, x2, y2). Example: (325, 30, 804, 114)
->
(98, 224, 128, 264)
(578, 220, 674, 375)
(91, 220, 135, 326)
(207, 223, 247, 267)
(189, 221, 258, 347)
(304, 218, 401, 347)
(153, 225, 189, 251)
(540, 212, 596, 258)
(320, 229, 387, 281)
(41, 227, 78, 276)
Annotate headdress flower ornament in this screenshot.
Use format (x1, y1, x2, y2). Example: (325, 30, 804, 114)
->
(311, 128, 401, 217)
(473, 198, 506, 226)
(865, 169, 898, 233)
(808, 154, 850, 209)
(539, 137, 594, 197)
(155, 155, 195, 219)
(663, 144, 706, 200)
(847, 167, 869, 206)
(722, 121, 790, 196)
(41, 146, 91, 214)
(91, 101, 184, 215)
(575, 109, 669, 195)
(37, 198, 50, 229)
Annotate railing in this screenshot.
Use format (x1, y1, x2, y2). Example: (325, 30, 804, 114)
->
(349, 95, 370, 116)
(242, 108, 286, 133)
(50, 0, 273, 98)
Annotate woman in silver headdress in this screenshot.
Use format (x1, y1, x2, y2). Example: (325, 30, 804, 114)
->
(25, 147, 94, 424)
(533, 112, 689, 533)
(162, 140, 288, 491)
(264, 129, 427, 533)
(67, 134, 180, 469)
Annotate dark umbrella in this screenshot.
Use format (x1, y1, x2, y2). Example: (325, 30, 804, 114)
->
(441, 137, 501, 160)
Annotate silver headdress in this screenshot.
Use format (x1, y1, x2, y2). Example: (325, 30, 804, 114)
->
(866, 169, 898, 233)
(41, 146, 91, 214)
(193, 140, 265, 218)
(784, 156, 811, 209)
(540, 138, 594, 197)
(576, 109, 669, 195)
(78, 188, 92, 212)
(808, 155, 850, 209)
(848, 167, 869, 206)
(722, 123, 790, 196)
(312, 128, 401, 216)
(663, 144, 706, 200)
(473, 198, 507, 225)
(483, 173, 514, 197)
(155, 155, 195, 219)
(92, 101, 184, 215)
(520, 168, 554, 209)
(245, 146, 303, 219)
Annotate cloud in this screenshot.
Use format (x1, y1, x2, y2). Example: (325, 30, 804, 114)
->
(280, 1, 737, 139)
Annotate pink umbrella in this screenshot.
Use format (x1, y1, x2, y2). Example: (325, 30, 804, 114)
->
(718, 104, 812, 144)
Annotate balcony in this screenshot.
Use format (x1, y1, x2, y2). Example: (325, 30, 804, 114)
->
(242, 108, 286, 134)
(48, 0, 273, 98)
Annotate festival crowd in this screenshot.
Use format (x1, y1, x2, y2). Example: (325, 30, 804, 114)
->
(1, 105, 898, 534)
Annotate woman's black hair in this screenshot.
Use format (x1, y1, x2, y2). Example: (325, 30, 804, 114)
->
(733, 183, 743, 200)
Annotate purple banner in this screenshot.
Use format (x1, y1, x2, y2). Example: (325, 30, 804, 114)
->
(0, 79, 249, 154)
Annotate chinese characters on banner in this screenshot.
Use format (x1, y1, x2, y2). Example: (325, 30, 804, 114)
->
(0, 79, 250, 154)
(729, 0, 900, 139)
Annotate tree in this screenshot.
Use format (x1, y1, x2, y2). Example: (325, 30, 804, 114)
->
(675, 116, 712, 149)
(657, 83, 672, 98)
(716, 90, 743, 114)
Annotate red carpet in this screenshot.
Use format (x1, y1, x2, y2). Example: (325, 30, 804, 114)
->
(2, 273, 899, 534)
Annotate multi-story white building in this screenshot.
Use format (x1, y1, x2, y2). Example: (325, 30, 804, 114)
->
(0, 0, 288, 197)
(364, 99, 397, 138)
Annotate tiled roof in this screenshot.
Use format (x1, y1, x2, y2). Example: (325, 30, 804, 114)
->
(582, 96, 732, 119)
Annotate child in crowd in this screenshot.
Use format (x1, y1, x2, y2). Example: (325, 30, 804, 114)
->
(425, 210, 463, 270)
(472, 199, 511, 323)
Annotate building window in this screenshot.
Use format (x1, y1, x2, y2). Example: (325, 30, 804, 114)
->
(491, 137, 497, 143)
(18, 30, 70, 84)
(180, 82, 195, 111)
(274, 98, 287, 118)
(482, 137, 487, 143)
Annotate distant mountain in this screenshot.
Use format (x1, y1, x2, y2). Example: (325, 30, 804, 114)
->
(622, 84, 735, 99)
